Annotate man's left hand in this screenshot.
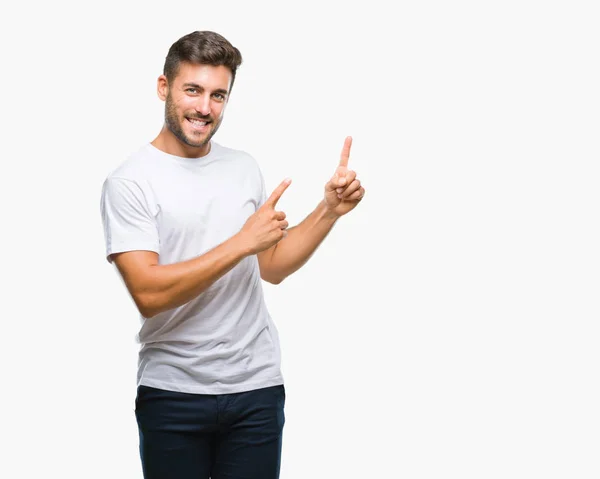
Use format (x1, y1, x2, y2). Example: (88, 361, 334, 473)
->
(324, 136, 366, 217)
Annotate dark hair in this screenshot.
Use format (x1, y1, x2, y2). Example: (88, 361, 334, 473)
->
(163, 31, 243, 89)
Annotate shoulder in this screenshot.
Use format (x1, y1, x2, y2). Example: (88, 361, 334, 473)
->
(104, 144, 159, 184)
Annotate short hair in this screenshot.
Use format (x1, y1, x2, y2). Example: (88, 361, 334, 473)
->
(163, 31, 243, 89)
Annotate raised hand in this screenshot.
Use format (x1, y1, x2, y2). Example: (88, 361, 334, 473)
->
(239, 178, 291, 254)
(324, 136, 365, 217)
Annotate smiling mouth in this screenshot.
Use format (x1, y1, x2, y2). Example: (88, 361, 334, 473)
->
(186, 118, 211, 130)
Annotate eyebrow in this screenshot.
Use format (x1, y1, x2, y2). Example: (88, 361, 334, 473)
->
(182, 83, 229, 95)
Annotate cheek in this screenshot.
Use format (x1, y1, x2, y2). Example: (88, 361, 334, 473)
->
(173, 97, 194, 113)
(213, 104, 226, 119)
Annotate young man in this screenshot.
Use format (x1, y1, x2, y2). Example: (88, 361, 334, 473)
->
(100, 31, 365, 479)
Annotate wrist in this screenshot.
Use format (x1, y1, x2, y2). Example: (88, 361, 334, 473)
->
(229, 232, 255, 257)
(319, 200, 342, 222)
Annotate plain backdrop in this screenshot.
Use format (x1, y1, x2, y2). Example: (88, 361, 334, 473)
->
(1, 1, 599, 478)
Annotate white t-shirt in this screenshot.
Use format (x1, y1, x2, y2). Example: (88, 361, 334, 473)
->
(100, 141, 283, 394)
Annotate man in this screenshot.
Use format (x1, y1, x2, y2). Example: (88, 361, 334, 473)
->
(100, 30, 365, 479)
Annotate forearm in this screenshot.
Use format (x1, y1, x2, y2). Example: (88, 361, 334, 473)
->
(265, 200, 339, 283)
(138, 235, 250, 318)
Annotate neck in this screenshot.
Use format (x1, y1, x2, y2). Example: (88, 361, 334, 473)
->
(151, 126, 211, 158)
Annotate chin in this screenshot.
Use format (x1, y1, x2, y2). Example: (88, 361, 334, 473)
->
(181, 128, 212, 148)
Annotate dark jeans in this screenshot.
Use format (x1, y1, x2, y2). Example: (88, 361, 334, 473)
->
(135, 384, 286, 479)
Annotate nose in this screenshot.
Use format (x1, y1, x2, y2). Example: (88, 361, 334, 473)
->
(195, 94, 211, 117)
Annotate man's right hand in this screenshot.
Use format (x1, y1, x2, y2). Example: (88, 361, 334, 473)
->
(238, 178, 291, 255)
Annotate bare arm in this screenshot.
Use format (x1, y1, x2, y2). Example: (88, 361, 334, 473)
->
(258, 136, 365, 284)
(112, 236, 250, 319)
(112, 179, 292, 318)
(257, 200, 338, 284)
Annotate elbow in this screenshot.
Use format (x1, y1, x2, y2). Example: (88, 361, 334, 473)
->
(134, 292, 161, 319)
(139, 306, 158, 319)
(261, 271, 285, 285)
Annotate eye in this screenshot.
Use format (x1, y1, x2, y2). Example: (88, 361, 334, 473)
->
(213, 93, 226, 101)
(185, 88, 198, 94)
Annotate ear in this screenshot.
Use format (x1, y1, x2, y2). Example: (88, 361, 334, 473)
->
(157, 75, 168, 101)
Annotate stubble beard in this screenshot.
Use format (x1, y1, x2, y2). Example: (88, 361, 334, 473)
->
(164, 93, 222, 149)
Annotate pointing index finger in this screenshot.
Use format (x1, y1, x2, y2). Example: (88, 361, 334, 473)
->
(265, 178, 292, 208)
(339, 136, 352, 168)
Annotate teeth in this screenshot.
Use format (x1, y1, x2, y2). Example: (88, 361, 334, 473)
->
(189, 119, 207, 126)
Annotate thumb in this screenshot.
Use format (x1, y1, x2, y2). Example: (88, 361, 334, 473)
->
(326, 167, 347, 191)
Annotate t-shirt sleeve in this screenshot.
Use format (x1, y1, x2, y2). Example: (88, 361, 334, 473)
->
(100, 177, 160, 263)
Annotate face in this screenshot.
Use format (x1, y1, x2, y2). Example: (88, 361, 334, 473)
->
(159, 62, 232, 153)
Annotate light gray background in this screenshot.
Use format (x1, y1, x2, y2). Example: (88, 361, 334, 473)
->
(2, 1, 598, 478)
